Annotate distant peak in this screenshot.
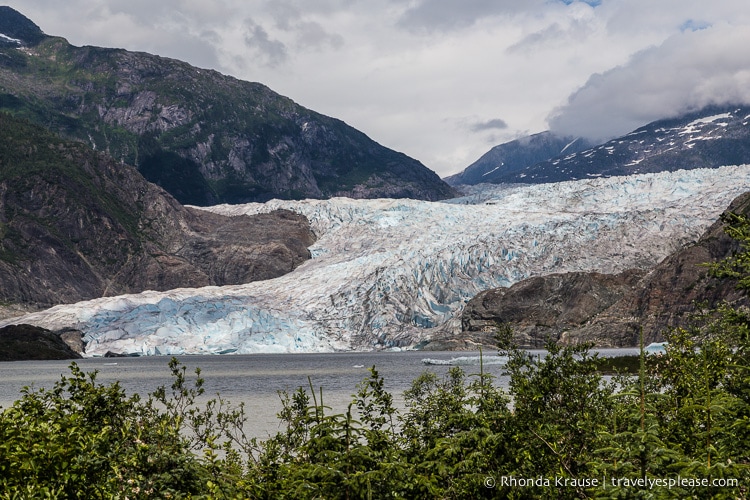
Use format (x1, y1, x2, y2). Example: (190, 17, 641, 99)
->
(0, 6, 46, 47)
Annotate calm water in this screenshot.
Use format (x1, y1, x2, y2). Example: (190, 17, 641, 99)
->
(0, 349, 636, 439)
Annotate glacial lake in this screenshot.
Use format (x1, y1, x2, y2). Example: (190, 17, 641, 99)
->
(0, 349, 637, 439)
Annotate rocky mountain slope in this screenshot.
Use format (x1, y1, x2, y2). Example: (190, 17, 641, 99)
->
(451, 106, 750, 185)
(460, 192, 750, 347)
(458, 270, 646, 348)
(0, 324, 82, 361)
(4, 166, 749, 355)
(444, 132, 592, 186)
(0, 112, 314, 308)
(0, 7, 455, 205)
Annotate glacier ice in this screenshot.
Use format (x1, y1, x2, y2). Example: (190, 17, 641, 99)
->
(5, 165, 750, 355)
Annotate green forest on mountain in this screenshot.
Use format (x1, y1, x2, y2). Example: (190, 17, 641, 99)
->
(1, 215, 750, 499)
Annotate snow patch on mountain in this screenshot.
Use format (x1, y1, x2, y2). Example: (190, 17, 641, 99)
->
(5, 166, 750, 355)
(0, 33, 21, 44)
(684, 113, 732, 129)
(482, 165, 502, 177)
(659, 112, 735, 146)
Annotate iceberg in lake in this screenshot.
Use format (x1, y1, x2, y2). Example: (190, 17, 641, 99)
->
(645, 342, 668, 355)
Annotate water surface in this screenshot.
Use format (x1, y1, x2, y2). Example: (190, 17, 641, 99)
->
(0, 348, 636, 439)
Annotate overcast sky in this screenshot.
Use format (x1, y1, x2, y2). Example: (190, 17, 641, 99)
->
(6, 1, 750, 177)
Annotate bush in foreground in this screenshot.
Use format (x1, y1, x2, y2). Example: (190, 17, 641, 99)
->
(1, 325, 748, 499)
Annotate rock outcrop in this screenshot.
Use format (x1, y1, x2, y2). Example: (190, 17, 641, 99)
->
(0, 112, 315, 307)
(0, 324, 82, 361)
(459, 191, 750, 347)
(460, 270, 646, 348)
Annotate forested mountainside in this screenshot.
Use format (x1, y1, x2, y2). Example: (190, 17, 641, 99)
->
(0, 7, 455, 205)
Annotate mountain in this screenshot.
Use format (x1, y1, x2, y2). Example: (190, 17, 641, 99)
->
(444, 132, 592, 186)
(0, 7, 456, 205)
(449, 105, 750, 187)
(482, 105, 750, 184)
(0, 112, 314, 308)
(460, 191, 750, 347)
(4, 166, 749, 355)
(0, 6, 45, 47)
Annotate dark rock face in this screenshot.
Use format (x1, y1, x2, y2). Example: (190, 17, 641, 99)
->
(0, 8, 456, 204)
(461, 270, 645, 348)
(105, 206, 315, 298)
(0, 113, 315, 307)
(0, 324, 82, 361)
(459, 192, 750, 347)
(0, 6, 47, 47)
(104, 350, 139, 358)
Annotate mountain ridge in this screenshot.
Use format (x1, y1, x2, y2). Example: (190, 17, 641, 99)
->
(0, 7, 456, 205)
(0, 6, 46, 47)
(450, 105, 750, 185)
(444, 132, 593, 186)
(0, 112, 315, 308)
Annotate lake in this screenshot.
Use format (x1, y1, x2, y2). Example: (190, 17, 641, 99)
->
(0, 348, 637, 439)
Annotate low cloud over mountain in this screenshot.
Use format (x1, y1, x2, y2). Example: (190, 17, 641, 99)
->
(549, 22, 750, 142)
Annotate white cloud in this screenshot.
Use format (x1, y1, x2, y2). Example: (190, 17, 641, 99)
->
(549, 21, 750, 141)
(393, 0, 548, 32)
(5, 0, 750, 177)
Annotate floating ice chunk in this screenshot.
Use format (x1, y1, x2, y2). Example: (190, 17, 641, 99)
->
(422, 356, 508, 366)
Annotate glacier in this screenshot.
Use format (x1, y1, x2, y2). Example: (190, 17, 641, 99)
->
(5, 165, 750, 355)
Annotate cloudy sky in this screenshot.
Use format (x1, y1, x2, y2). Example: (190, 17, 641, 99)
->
(7, 1, 750, 177)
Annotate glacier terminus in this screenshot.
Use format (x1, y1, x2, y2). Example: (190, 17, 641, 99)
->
(5, 165, 750, 355)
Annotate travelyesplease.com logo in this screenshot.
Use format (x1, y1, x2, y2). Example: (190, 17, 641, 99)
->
(483, 474, 740, 490)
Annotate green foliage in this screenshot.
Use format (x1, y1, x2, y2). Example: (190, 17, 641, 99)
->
(0, 358, 253, 499)
(711, 211, 750, 290)
(590, 354, 641, 374)
(2, 336, 749, 499)
(501, 340, 615, 498)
